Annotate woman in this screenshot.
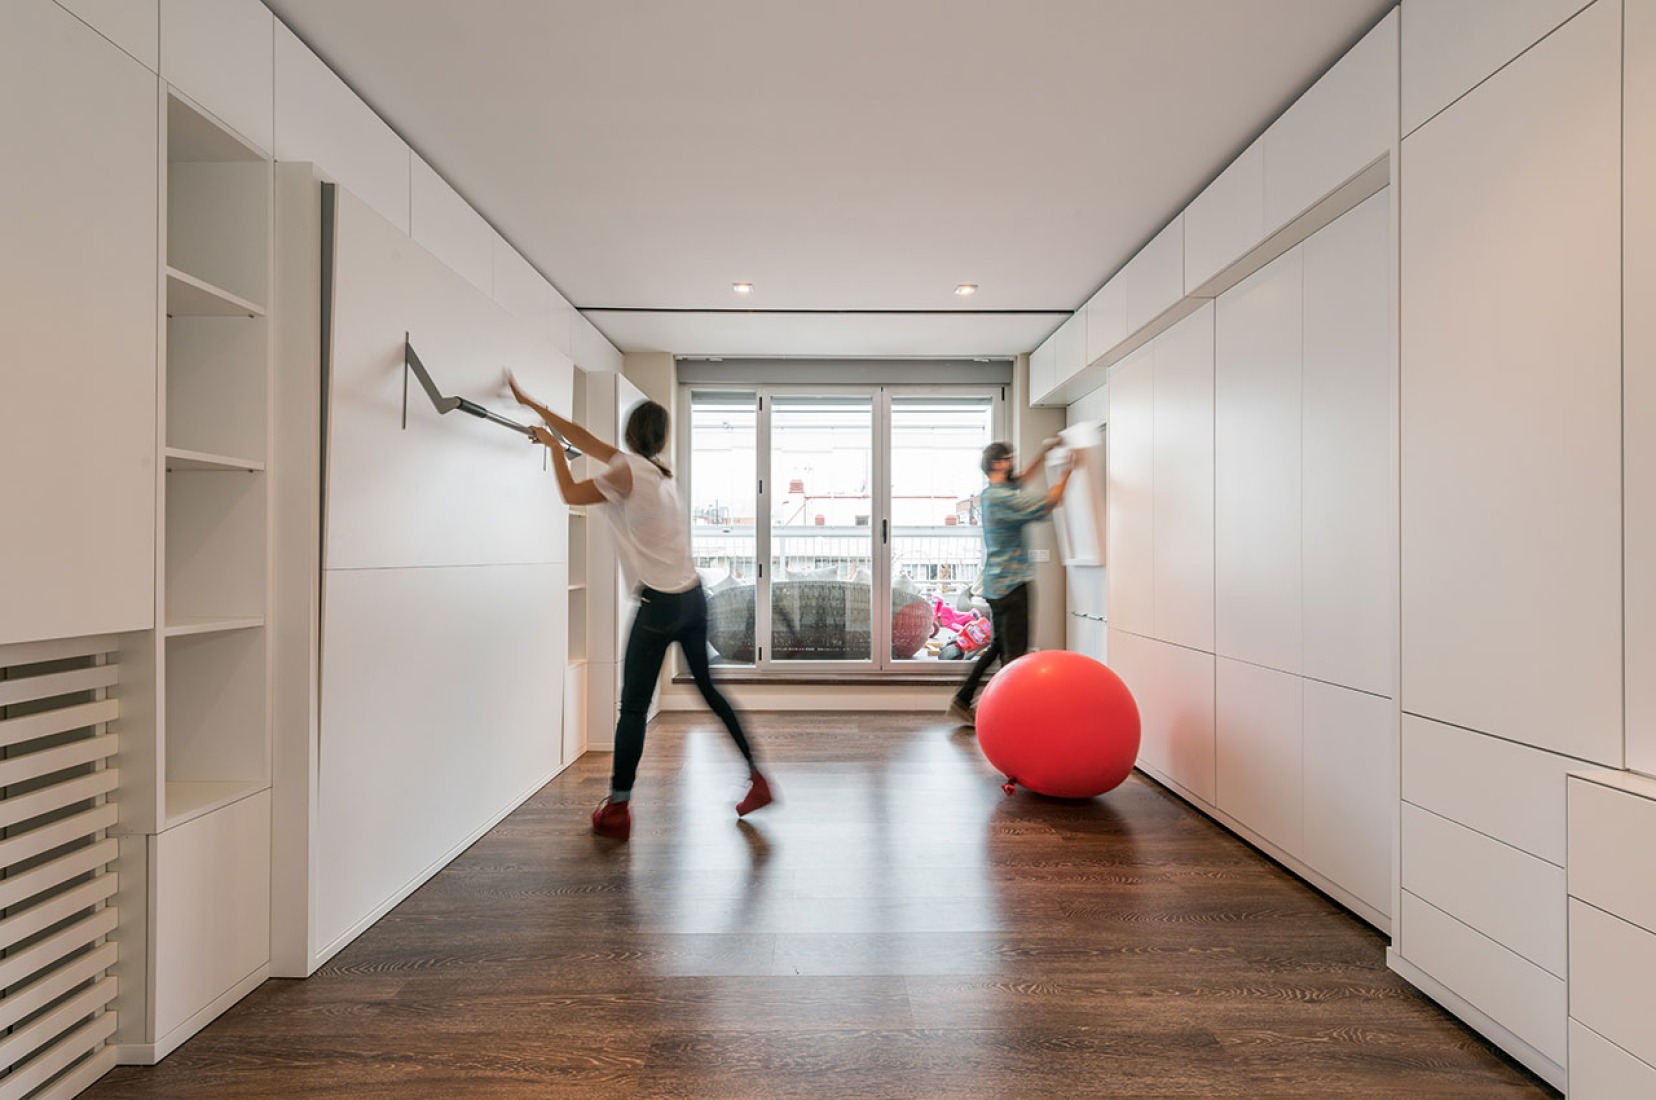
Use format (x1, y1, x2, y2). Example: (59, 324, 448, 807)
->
(510, 375, 772, 841)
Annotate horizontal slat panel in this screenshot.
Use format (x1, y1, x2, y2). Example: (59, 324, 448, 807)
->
(0, 637, 118, 670)
(0, 942, 117, 1034)
(41, 1046, 119, 1100)
(0, 838, 117, 914)
(0, 665, 117, 708)
(0, 701, 118, 750)
(0, 876, 116, 954)
(1570, 899, 1656, 1069)
(0, 805, 117, 872)
(0, 908, 118, 992)
(0, 838, 116, 915)
(0, 976, 116, 1076)
(0, 734, 118, 788)
(0, 1011, 117, 1100)
(0, 771, 118, 831)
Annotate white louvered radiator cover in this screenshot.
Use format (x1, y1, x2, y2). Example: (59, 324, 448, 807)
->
(0, 635, 121, 1099)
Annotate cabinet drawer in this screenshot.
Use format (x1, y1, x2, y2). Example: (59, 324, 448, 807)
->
(1401, 803, 1565, 975)
(1570, 1020, 1656, 1100)
(1399, 891, 1565, 1065)
(1570, 899, 1656, 1069)
(1569, 775, 1656, 933)
(1401, 715, 1575, 864)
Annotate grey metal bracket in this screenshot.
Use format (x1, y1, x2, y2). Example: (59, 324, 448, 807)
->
(403, 335, 578, 457)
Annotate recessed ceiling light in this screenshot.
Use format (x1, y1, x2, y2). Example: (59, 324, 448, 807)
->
(733, 282, 754, 295)
(955, 284, 977, 296)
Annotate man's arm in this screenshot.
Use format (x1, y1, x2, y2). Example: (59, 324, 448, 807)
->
(1016, 437, 1061, 486)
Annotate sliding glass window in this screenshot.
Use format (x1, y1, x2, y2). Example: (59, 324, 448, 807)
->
(688, 385, 1001, 675)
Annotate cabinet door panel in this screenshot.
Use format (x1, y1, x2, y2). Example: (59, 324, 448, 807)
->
(1400, 1, 1621, 764)
(1106, 348, 1154, 635)
(274, 23, 411, 233)
(1400, 0, 1593, 134)
(1216, 657, 1302, 855)
(1152, 304, 1215, 652)
(1264, 12, 1397, 233)
(1304, 681, 1393, 917)
(161, 0, 273, 154)
(57, 0, 158, 70)
(1184, 142, 1265, 295)
(411, 156, 496, 300)
(1215, 251, 1302, 675)
(1124, 217, 1185, 335)
(1302, 191, 1393, 697)
(0, 0, 157, 645)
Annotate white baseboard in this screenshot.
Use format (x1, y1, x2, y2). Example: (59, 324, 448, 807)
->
(116, 964, 270, 1066)
(1387, 950, 1567, 1091)
(1132, 761, 1390, 934)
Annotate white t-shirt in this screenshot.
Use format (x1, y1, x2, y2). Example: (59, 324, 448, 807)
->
(592, 452, 701, 593)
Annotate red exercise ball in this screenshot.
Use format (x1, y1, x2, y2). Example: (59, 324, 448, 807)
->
(977, 650, 1141, 798)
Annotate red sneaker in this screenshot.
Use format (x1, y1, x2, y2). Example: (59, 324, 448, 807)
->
(736, 772, 774, 816)
(591, 798, 631, 840)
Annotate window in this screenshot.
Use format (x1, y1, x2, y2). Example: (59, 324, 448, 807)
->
(688, 384, 1002, 674)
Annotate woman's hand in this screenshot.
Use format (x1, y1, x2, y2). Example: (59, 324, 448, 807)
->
(530, 425, 558, 449)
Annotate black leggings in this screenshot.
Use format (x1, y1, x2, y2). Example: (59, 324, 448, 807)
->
(954, 582, 1031, 707)
(612, 584, 756, 794)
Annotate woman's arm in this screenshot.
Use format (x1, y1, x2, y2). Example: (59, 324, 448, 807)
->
(534, 426, 609, 505)
(508, 373, 620, 464)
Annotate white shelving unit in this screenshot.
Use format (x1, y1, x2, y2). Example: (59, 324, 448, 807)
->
(115, 88, 274, 1065)
(562, 370, 591, 764)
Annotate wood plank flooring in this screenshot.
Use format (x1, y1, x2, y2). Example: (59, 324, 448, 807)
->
(86, 712, 1559, 1098)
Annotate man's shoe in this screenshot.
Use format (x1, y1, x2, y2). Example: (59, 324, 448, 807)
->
(947, 699, 976, 727)
(591, 798, 631, 840)
(737, 772, 774, 816)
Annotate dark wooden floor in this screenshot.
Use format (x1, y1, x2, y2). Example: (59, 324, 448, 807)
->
(88, 712, 1559, 1098)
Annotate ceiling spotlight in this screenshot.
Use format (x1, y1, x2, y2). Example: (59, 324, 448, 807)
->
(954, 284, 978, 296)
(733, 282, 754, 295)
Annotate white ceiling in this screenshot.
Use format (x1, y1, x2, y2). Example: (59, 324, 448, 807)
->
(262, 0, 1395, 360)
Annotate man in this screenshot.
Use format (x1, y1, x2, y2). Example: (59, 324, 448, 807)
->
(947, 438, 1074, 726)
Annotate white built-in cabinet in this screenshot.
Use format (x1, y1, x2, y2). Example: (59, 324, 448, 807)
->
(1099, 188, 1394, 931)
(565, 368, 592, 762)
(1388, 3, 1635, 1089)
(115, 87, 274, 1065)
